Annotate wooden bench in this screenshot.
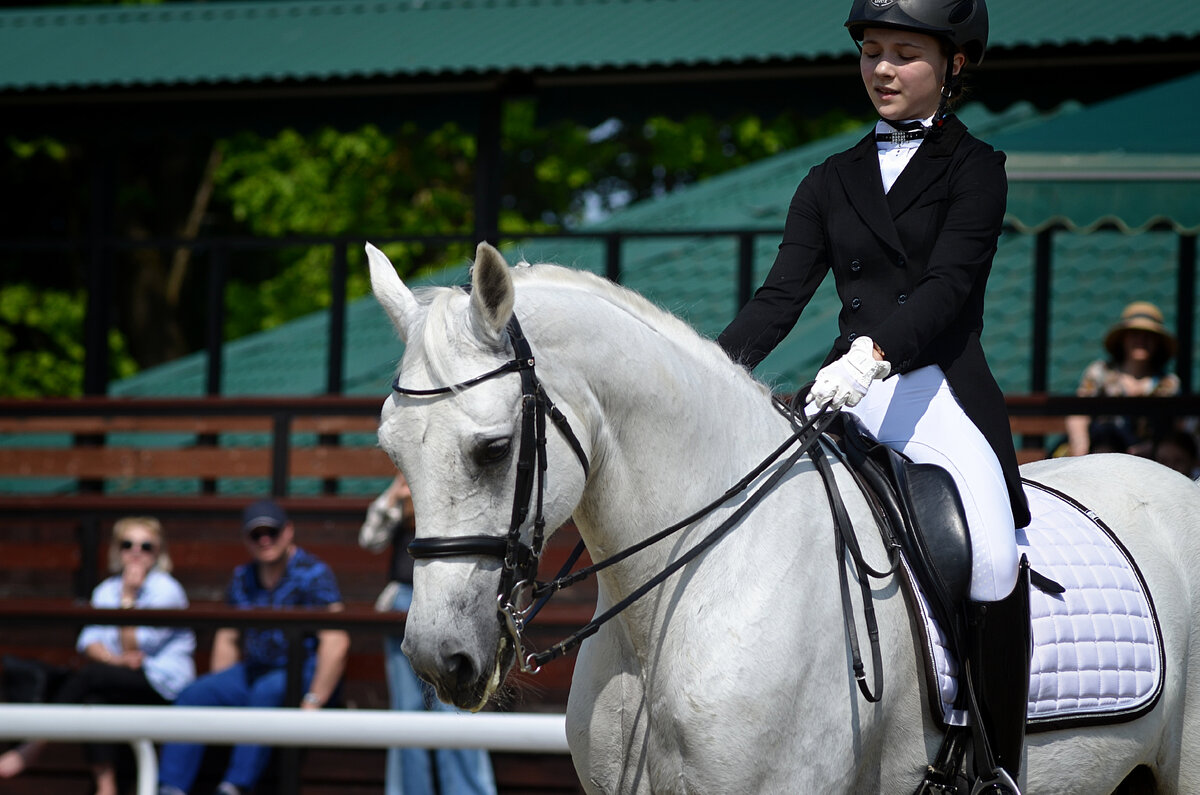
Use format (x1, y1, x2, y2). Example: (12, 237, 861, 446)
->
(1008, 414, 1068, 464)
(0, 396, 397, 492)
(1004, 393, 1197, 466)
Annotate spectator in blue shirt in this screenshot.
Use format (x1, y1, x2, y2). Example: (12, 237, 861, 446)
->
(0, 516, 195, 795)
(157, 499, 349, 795)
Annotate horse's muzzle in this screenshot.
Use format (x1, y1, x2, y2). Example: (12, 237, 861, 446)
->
(402, 633, 510, 711)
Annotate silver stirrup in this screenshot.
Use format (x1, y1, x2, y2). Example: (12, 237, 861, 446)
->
(971, 769, 1021, 795)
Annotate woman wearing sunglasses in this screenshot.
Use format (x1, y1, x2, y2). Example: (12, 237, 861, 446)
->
(0, 516, 196, 795)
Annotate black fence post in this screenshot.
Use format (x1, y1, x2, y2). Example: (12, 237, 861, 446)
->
(1031, 228, 1055, 392)
(272, 413, 292, 498)
(206, 245, 228, 397)
(1178, 233, 1196, 394)
(473, 95, 502, 247)
(605, 233, 622, 284)
(83, 151, 115, 397)
(327, 240, 348, 396)
(74, 516, 100, 601)
(737, 232, 755, 311)
(278, 628, 306, 795)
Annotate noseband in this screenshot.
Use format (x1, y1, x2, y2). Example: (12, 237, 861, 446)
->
(391, 314, 590, 648)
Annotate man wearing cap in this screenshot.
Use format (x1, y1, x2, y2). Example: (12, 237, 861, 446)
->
(157, 499, 350, 795)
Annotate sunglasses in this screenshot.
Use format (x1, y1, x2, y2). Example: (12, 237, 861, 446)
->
(120, 540, 156, 553)
(247, 525, 282, 543)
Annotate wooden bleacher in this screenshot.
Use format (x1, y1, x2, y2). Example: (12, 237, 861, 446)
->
(0, 397, 593, 793)
(1, 392, 1192, 793)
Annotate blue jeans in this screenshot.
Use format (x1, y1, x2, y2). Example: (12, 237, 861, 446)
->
(158, 659, 315, 792)
(386, 584, 496, 795)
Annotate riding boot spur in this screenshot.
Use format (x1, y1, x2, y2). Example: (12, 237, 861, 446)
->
(964, 556, 1032, 795)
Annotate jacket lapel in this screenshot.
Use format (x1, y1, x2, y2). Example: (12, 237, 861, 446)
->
(835, 131, 905, 255)
(885, 115, 966, 217)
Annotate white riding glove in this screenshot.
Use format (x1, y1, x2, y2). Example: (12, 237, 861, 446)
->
(806, 336, 892, 410)
(358, 489, 404, 553)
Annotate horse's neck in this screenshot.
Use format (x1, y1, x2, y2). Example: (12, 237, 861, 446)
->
(530, 292, 800, 589)
(560, 324, 785, 538)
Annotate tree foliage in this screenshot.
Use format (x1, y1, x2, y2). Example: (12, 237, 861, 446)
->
(1, 96, 866, 396)
(0, 284, 135, 397)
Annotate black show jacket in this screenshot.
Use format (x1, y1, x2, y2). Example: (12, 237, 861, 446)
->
(718, 115, 1030, 527)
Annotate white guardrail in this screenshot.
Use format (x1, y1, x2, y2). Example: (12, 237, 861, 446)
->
(0, 705, 570, 795)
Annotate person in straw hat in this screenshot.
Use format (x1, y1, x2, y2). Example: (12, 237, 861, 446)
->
(1066, 301, 1179, 457)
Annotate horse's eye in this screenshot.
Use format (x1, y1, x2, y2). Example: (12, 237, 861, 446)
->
(473, 438, 512, 467)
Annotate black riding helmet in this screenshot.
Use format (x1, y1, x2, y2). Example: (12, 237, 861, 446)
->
(845, 0, 989, 66)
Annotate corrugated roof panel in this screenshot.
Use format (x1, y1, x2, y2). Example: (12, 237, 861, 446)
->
(0, 0, 842, 91)
(1, 0, 1197, 92)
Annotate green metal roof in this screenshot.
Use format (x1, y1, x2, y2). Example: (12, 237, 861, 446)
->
(995, 71, 1200, 233)
(2, 0, 1199, 92)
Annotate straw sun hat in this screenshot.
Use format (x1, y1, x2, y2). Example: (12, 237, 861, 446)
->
(1103, 301, 1177, 362)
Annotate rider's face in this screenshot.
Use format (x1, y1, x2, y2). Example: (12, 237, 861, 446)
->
(859, 28, 962, 121)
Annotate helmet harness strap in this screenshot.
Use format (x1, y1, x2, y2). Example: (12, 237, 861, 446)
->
(933, 52, 962, 130)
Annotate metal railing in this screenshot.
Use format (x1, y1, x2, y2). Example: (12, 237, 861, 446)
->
(4, 226, 1194, 398)
(0, 602, 587, 795)
(0, 705, 570, 795)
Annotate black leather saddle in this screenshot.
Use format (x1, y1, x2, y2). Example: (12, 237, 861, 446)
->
(834, 414, 973, 661)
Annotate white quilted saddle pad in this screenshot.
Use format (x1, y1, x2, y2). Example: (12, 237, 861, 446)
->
(915, 478, 1164, 729)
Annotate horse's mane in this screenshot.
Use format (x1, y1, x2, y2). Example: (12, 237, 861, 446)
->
(408, 262, 770, 399)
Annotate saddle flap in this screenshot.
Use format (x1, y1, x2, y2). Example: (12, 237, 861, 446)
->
(837, 415, 972, 634)
(893, 462, 973, 610)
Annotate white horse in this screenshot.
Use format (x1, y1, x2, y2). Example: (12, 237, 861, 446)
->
(367, 241, 1200, 794)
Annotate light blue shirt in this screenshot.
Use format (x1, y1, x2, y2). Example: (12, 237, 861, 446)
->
(76, 569, 197, 700)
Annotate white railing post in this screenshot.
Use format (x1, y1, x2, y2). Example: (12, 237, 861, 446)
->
(131, 739, 158, 795)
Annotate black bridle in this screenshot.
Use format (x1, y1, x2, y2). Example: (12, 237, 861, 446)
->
(393, 315, 590, 624)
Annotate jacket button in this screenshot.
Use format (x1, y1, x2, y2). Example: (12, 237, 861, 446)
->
(897, 256, 907, 267)
(897, 293, 907, 305)
(847, 332, 858, 342)
(850, 259, 862, 273)
(850, 297, 862, 310)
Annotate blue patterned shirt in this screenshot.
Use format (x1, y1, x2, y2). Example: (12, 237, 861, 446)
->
(226, 547, 342, 670)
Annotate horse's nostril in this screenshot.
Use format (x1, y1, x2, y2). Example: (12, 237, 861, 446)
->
(448, 652, 476, 688)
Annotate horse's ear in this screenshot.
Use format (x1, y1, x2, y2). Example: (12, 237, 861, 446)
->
(469, 242, 514, 343)
(366, 242, 422, 343)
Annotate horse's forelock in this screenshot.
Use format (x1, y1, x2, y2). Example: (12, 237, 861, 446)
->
(410, 286, 472, 388)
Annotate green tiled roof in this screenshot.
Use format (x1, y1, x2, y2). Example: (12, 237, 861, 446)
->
(2, 0, 1198, 92)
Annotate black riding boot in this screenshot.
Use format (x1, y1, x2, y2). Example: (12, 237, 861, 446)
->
(964, 556, 1031, 795)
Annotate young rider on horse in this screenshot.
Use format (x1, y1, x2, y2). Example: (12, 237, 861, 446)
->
(717, 1, 1031, 791)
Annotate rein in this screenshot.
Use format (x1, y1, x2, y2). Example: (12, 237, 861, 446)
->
(394, 314, 896, 699)
(523, 401, 837, 670)
(805, 430, 902, 702)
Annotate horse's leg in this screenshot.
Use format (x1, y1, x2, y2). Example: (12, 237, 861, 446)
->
(1173, 637, 1200, 791)
(566, 612, 651, 794)
(1119, 475, 1200, 794)
(1147, 521, 1200, 793)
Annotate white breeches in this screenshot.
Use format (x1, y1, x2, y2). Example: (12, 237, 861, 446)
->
(845, 365, 1019, 602)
